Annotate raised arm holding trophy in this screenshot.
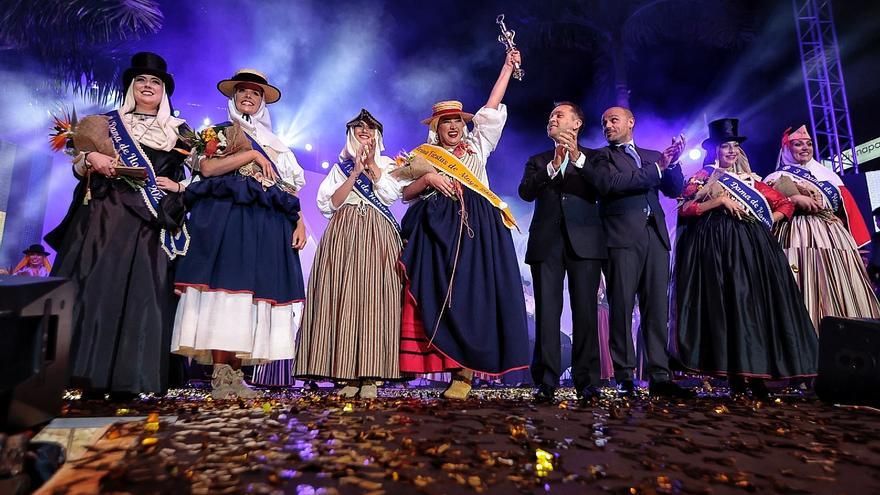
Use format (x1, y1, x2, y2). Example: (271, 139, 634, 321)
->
(497, 14, 524, 81)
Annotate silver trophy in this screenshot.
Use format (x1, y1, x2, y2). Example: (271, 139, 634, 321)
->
(496, 14, 524, 81)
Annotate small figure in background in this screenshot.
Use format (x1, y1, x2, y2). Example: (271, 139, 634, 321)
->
(13, 244, 52, 277)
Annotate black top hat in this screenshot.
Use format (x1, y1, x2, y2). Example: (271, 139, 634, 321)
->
(217, 69, 281, 104)
(701, 118, 747, 150)
(23, 244, 50, 256)
(345, 108, 383, 134)
(122, 52, 175, 96)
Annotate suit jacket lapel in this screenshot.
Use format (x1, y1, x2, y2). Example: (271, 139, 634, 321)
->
(610, 144, 638, 170)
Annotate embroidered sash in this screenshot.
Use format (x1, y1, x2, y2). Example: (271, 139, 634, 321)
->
(106, 110, 189, 259)
(338, 159, 402, 237)
(717, 172, 773, 229)
(411, 144, 518, 230)
(777, 164, 841, 212)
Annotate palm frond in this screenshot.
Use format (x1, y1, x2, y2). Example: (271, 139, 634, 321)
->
(0, 0, 163, 104)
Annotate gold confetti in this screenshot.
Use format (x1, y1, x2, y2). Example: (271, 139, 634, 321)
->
(535, 448, 554, 477)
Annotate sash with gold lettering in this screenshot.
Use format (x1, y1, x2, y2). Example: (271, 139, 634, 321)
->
(337, 159, 401, 238)
(105, 110, 190, 259)
(411, 144, 518, 230)
(777, 164, 841, 212)
(717, 172, 773, 229)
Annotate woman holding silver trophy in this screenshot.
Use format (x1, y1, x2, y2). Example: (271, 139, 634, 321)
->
(396, 46, 530, 400)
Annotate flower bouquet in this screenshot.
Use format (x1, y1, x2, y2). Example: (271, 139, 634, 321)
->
(391, 149, 435, 181)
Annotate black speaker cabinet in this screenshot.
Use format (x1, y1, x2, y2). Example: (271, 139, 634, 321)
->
(816, 316, 880, 405)
(0, 276, 73, 431)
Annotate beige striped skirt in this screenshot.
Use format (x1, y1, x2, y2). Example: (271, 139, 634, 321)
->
(774, 214, 880, 332)
(293, 204, 404, 380)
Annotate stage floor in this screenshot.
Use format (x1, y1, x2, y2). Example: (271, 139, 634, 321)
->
(38, 386, 880, 494)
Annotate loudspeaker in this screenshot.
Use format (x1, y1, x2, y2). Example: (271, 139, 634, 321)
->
(816, 316, 880, 405)
(0, 276, 73, 431)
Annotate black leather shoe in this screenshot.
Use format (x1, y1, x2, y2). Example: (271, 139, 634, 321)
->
(533, 384, 557, 405)
(747, 379, 771, 400)
(649, 380, 695, 399)
(618, 379, 636, 397)
(577, 386, 601, 406)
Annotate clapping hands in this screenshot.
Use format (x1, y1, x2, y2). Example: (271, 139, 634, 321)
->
(658, 134, 687, 170)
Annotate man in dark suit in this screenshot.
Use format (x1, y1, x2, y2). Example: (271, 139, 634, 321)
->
(519, 102, 606, 405)
(591, 106, 692, 398)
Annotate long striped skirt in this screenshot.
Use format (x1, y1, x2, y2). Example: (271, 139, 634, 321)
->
(293, 204, 404, 380)
(774, 214, 880, 332)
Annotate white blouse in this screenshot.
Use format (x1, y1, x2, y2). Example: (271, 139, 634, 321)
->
(263, 146, 306, 191)
(315, 156, 404, 218)
(452, 104, 507, 187)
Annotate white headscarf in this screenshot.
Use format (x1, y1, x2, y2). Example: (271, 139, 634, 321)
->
(226, 97, 304, 186)
(777, 142, 843, 187)
(338, 126, 386, 164)
(119, 82, 185, 151)
(226, 98, 289, 153)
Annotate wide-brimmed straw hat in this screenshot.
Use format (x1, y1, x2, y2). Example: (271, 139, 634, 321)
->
(217, 69, 281, 104)
(420, 100, 474, 126)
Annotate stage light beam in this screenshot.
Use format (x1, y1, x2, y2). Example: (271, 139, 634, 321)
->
(321, 161, 329, 169)
(304, 143, 313, 151)
(688, 148, 702, 160)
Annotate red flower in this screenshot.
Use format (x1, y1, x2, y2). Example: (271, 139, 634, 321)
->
(205, 138, 219, 157)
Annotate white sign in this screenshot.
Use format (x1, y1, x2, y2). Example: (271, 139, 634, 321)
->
(827, 136, 880, 169)
(849, 136, 880, 164)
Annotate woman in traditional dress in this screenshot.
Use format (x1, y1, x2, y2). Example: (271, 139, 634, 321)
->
(293, 109, 406, 398)
(763, 125, 880, 330)
(673, 118, 818, 398)
(398, 49, 530, 399)
(46, 52, 190, 398)
(171, 69, 307, 400)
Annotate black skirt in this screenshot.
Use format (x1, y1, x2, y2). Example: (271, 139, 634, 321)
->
(399, 188, 530, 375)
(47, 144, 186, 394)
(672, 211, 819, 379)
